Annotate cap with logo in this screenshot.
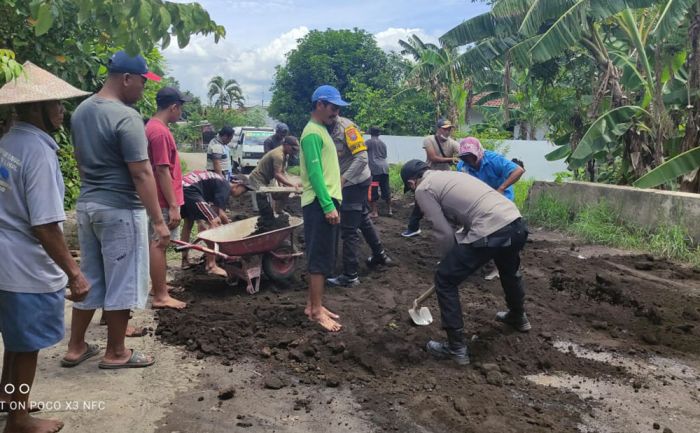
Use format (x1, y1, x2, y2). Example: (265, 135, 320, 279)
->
(436, 118, 454, 129)
(458, 137, 483, 157)
(230, 174, 255, 191)
(107, 50, 161, 81)
(311, 85, 350, 107)
(156, 87, 192, 107)
(400, 159, 430, 192)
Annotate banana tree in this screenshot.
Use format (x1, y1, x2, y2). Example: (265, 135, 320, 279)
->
(399, 35, 463, 124)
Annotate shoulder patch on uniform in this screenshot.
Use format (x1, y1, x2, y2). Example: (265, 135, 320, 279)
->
(344, 125, 366, 155)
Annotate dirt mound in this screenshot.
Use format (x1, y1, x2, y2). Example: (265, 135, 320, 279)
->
(157, 197, 700, 431)
(250, 213, 290, 236)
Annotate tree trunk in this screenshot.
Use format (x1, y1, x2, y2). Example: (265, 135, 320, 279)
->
(529, 123, 537, 140)
(502, 56, 511, 126)
(680, 7, 700, 193)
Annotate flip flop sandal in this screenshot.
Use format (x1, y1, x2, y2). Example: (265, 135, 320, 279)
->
(98, 350, 155, 370)
(60, 343, 100, 368)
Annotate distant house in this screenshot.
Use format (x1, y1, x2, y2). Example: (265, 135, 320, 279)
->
(466, 92, 548, 141)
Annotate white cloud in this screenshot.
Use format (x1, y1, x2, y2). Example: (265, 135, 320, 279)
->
(163, 26, 309, 103)
(163, 25, 437, 104)
(374, 27, 438, 53)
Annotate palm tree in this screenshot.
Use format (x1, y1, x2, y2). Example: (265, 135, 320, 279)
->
(207, 76, 245, 109)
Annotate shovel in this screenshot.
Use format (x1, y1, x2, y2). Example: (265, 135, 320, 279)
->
(408, 285, 435, 326)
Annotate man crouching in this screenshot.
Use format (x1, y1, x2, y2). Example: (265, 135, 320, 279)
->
(400, 160, 530, 365)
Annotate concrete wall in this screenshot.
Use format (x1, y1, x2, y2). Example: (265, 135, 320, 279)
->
(528, 181, 700, 243)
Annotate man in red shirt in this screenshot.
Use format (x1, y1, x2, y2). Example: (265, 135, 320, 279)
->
(146, 87, 190, 309)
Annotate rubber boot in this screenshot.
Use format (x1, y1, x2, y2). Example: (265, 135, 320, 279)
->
(495, 310, 531, 332)
(366, 250, 393, 267)
(425, 328, 470, 365)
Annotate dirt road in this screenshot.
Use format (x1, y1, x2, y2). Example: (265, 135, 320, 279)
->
(3, 195, 698, 432)
(155, 196, 700, 433)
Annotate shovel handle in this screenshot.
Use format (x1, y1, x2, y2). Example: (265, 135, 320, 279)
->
(414, 285, 436, 306)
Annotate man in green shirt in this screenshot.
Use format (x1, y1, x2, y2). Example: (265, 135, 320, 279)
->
(300, 85, 346, 332)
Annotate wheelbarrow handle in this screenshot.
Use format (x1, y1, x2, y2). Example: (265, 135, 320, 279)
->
(413, 285, 436, 307)
(171, 240, 229, 259)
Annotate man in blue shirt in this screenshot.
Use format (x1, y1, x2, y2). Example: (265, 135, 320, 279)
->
(456, 137, 525, 201)
(0, 61, 91, 433)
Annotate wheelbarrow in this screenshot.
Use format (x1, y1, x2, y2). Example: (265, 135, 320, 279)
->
(173, 216, 304, 294)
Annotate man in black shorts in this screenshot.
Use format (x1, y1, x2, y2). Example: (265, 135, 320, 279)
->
(180, 170, 253, 276)
(366, 126, 392, 217)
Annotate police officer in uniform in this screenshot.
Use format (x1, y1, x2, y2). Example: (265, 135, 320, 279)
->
(326, 117, 392, 287)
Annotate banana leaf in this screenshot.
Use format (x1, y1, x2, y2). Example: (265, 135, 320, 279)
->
(569, 105, 649, 166)
(545, 144, 572, 161)
(634, 147, 700, 189)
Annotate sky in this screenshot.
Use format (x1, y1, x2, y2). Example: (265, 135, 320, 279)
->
(163, 0, 491, 104)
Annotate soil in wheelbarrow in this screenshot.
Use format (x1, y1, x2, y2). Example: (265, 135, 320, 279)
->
(249, 212, 290, 237)
(157, 195, 700, 432)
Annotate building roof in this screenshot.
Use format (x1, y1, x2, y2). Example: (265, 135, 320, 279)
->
(471, 92, 518, 109)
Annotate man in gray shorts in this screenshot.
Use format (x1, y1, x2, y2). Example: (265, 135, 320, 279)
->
(62, 51, 169, 369)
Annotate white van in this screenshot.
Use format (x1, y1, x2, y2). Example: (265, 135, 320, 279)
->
(229, 126, 274, 173)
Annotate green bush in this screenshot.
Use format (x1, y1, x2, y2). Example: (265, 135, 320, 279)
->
(388, 163, 404, 196)
(525, 193, 700, 265)
(56, 128, 81, 210)
(514, 179, 533, 211)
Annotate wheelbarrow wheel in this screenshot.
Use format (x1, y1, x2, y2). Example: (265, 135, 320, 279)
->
(262, 247, 297, 282)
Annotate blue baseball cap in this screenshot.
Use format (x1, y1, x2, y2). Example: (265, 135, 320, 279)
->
(107, 50, 161, 81)
(311, 85, 349, 106)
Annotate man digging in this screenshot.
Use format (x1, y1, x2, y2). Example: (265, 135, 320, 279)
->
(180, 171, 253, 276)
(248, 135, 302, 220)
(401, 160, 531, 365)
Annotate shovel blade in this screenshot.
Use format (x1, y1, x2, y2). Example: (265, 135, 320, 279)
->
(408, 306, 433, 326)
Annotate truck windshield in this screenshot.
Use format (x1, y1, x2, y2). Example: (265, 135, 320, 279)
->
(243, 131, 273, 145)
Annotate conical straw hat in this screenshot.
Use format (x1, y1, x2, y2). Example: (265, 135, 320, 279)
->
(0, 61, 90, 105)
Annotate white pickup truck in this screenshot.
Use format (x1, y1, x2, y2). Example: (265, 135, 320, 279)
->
(230, 126, 274, 173)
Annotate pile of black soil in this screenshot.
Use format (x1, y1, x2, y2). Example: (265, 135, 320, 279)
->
(250, 213, 290, 236)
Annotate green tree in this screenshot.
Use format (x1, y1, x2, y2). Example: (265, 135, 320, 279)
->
(0, 0, 223, 208)
(399, 35, 463, 124)
(268, 29, 396, 134)
(207, 76, 245, 109)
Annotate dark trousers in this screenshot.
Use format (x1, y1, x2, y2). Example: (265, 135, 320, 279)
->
(340, 180, 383, 275)
(435, 219, 528, 331)
(407, 202, 423, 232)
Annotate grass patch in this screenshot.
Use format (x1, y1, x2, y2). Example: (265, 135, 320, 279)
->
(525, 193, 700, 266)
(388, 163, 404, 196)
(514, 178, 534, 211)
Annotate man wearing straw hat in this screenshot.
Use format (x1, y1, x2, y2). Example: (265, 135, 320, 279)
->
(0, 61, 91, 433)
(62, 51, 166, 370)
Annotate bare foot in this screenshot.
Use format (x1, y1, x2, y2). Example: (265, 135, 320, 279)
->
(309, 311, 342, 332)
(4, 415, 63, 433)
(304, 305, 340, 319)
(369, 212, 379, 218)
(151, 295, 186, 310)
(206, 265, 227, 277)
